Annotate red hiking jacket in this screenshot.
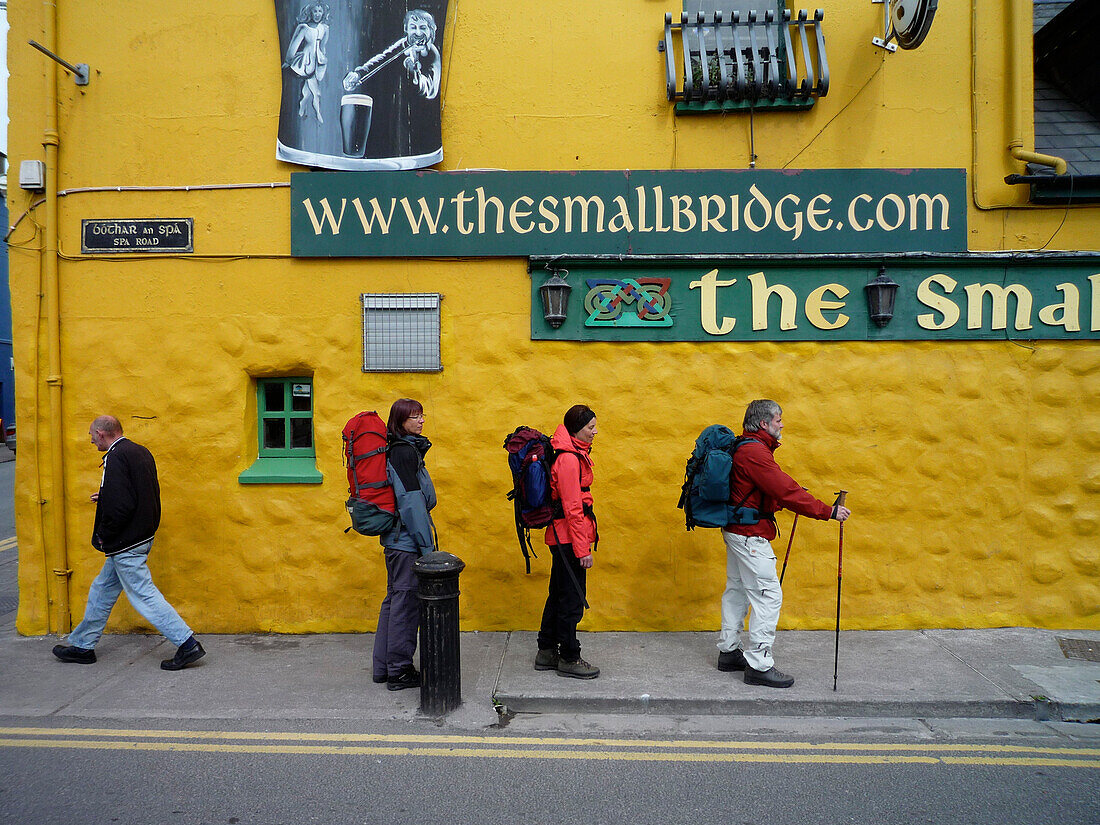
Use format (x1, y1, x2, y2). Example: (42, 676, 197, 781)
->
(726, 429, 833, 539)
(543, 424, 596, 558)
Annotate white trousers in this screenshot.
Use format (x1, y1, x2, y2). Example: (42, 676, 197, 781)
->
(718, 530, 782, 671)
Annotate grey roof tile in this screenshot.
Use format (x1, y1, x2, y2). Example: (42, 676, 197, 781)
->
(1055, 147, 1087, 161)
(1034, 0, 1073, 33)
(1056, 121, 1100, 135)
(1032, 1, 1100, 176)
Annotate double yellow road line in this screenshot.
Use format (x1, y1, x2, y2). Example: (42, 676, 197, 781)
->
(0, 726, 1097, 768)
(0, 536, 17, 554)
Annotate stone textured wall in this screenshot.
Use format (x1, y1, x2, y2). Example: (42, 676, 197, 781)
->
(8, 0, 1099, 634)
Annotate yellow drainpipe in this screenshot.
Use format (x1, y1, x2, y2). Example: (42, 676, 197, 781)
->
(1008, 145, 1067, 176)
(1006, 0, 1066, 175)
(972, 0, 1067, 209)
(42, 0, 72, 632)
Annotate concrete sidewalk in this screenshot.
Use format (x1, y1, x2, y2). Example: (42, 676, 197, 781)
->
(495, 629, 1100, 723)
(2, 625, 1098, 727)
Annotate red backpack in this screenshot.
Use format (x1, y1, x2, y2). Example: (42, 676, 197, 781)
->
(342, 411, 399, 536)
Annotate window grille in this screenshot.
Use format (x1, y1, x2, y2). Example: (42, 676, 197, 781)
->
(663, 7, 829, 109)
(361, 293, 442, 373)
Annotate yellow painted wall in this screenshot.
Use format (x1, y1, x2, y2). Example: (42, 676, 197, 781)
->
(8, 0, 1099, 636)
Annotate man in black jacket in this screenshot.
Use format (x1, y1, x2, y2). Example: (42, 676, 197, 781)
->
(52, 416, 206, 670)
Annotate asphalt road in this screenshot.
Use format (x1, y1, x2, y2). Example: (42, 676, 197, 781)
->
(1, 717, 1097, 825)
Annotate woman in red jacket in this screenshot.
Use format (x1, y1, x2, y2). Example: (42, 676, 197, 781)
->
(534, 405, 600, 679)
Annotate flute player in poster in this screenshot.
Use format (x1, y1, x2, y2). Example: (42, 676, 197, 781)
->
(343, 9, 441, 100)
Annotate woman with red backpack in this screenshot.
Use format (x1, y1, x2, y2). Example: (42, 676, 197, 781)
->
(372, 398, 437, 691)
(535, 405, 600, 680)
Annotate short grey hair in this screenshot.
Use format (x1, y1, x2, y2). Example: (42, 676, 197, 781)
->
(91, 415, 123, 436)
(743, 400, 781, 431)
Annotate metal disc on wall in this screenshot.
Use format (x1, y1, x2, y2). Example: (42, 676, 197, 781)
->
(891, 0, 938, 50)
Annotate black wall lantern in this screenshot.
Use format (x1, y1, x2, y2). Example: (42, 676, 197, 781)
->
(864, 266, 899, 327)
(539, 269, 572, 328)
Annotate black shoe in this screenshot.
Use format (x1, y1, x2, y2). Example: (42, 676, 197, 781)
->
(372, 673, 388, 684)
(52, 644, 96, 664)
(387, 666, 420, 691)
(744, 665, 794, 688)
(556, 657, 600, 679)
(534, 648, 560, 671)
(161, 636, 206, 671)
(717, 648, 747, 672)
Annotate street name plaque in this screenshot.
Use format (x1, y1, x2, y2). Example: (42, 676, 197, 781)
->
(81, 219, 194, 254)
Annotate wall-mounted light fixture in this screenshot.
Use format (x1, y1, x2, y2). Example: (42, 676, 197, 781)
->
(539, 269, 572, 329)
(864, 266, 900, 327)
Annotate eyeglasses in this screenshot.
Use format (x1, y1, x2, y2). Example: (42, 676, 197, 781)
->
(409, 413, 426, 421)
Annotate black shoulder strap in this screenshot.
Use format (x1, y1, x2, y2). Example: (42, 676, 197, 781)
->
(550, 448, 586, 497)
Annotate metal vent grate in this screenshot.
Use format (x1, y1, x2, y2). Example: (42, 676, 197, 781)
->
(1057, 637, 1100, 663)
(361, 293, 442, 373)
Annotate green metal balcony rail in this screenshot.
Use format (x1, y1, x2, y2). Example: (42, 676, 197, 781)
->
(663, 9, 829, 109)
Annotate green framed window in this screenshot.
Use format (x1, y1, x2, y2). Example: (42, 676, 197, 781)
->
(238, 377, 323, 484)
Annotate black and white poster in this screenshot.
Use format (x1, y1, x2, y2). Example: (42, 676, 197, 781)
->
(274, 2, 447, 170)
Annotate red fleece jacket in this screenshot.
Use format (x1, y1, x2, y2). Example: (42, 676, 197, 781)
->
(543, 424, 596, 558)
(726, 428, 833, 539)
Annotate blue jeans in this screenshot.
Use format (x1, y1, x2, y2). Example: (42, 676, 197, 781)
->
(68, 540, 193, 649)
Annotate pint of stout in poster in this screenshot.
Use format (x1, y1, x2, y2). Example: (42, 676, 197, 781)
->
(340, 94, 373, 157)
(274, 1, 447, 170)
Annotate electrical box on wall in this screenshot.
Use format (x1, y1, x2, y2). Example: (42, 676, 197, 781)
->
(19, 160, 46, 191)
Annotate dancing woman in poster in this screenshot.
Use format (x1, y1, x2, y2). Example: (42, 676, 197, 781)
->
(283, 2, 330, 123)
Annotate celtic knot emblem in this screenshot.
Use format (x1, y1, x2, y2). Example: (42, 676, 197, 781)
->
(583, 278, 674, 327)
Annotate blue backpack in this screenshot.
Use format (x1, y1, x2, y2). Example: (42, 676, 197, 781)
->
(504, 427, 557, 573)
(503, 426, 593, 573)
(677, 425, 766, 530)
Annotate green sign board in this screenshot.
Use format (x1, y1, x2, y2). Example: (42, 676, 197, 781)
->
(530, 255, 1100, 341)
(291, 169, 967, 257)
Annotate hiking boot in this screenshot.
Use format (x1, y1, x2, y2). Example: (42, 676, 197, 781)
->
(52, 644, 96, 664)
(161, 636, 206, 671)
(534, 648, 560, 671)
(717, 648, 747, 672)
(557, 657, 600, 680)
(744, 665, 794, 688)
(387, 666, 420, 691)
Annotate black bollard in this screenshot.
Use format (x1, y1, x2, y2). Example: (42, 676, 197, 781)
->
(414, 551, 465, 717)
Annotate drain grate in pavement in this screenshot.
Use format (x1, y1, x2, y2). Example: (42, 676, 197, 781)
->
(1057, 637, 1100, 662)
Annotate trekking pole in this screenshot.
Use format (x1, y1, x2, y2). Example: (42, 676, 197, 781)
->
(550, 523, 590, 610)
(778, 487, 807, 585)
(779, 515, 798, 585)
(832, 490, 848, 692)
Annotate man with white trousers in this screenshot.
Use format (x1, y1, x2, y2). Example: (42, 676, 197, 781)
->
(718, 400, 850, 688)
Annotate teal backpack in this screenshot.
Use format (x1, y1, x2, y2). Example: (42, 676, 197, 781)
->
(677, 425, 766, 530)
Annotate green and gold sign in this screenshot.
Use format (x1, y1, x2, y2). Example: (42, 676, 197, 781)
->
(291, 168, 966, 256)
(530, 255, 1100, 341)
